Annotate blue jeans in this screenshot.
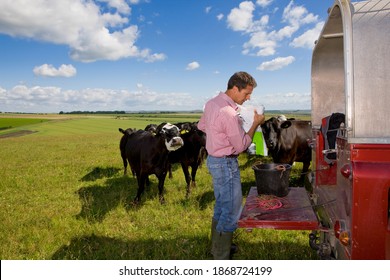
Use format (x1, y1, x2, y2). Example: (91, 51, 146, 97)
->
(207, 155, 243, 233)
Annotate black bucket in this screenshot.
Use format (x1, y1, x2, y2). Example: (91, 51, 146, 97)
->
(252, 163, 292, 197)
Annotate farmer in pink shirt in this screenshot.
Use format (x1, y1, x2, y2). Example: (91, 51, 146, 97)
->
(198, 71, 265, 259)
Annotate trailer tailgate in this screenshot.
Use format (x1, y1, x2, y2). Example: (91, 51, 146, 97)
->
(238, 187, 319, 230)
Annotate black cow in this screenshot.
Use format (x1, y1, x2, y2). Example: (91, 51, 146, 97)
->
(119, 128, 137, 176)
(261, 116, 312, 183)
(167, 122, 207, 197)
(122, 123, 184, 203)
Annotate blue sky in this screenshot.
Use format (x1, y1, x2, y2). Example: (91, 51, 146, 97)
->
(0, 0, 337, 113)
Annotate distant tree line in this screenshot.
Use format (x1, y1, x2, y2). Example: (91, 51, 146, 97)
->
(59, 110, 203, 115)
(59, 111, 126, 115)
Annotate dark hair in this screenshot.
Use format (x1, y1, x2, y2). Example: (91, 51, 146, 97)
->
(227, 71, 257, 90)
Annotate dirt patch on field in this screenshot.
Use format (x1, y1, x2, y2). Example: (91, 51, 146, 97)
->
(0, 130, 38, 139)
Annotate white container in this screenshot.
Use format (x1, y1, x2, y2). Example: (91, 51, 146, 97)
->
(237, 103, 265, 132)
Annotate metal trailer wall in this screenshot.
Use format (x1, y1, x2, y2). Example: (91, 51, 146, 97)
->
(351, 0, 390, 142)
(311, 0, 390, 144)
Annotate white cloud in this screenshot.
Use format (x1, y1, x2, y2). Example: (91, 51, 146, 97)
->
(97, 0, 131, 15)
(227, 1, 255, 32)
(283, 1, 318, 26)
(243, 30, 276, 56)
(0, 83, 311, 112)
(257, 91, 311, 109)
(0, 85, 201, 113)
(186, 61, 200, 71)
(205, 6, 212, 13)
(257, 56, 295, 71)
(217, 14, 224, 21)
(290, 21, 324, 49)
(0, 0, 166, 63)
(143, 52, 168, 63)
(33, 64, 77, 78)
(256, 0, 273, 8)
(227, 0, 321, 57)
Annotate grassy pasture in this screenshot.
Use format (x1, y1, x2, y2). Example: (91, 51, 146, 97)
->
(0, 113, 317, 260)
(0, 117, 49, 132)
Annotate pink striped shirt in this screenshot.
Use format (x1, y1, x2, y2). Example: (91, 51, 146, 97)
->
(198, 92, 252, 157)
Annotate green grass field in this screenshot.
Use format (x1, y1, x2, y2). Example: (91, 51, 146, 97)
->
(0, 113, 317, 260)
(0, 117, 49, 131)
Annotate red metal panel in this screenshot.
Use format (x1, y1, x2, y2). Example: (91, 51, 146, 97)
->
(352, 144, 390, 162)
(350, 144, 390, 259)
(238, 187, 319, 230)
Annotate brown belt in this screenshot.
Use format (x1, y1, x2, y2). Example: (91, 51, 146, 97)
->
(225, 154, 238, 158)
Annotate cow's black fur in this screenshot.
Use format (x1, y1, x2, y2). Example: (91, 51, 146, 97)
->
(168, 122, 207, 197)
(261, 117, 312, 183)
(121, 123, 184, 204)
(119, 128, 137, 176)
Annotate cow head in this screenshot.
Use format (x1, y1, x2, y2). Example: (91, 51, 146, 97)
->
(178, 122, 193, 135)
(145, 124, 158, 135)
(175, 122, 199, 135)
(157, 123, 184, 151)
(119, 127, 136, 135)
(261, 116, 292, 150)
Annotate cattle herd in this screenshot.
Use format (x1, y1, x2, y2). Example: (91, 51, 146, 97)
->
(119, 115, 313, 204)
(119, 122, 207, 204)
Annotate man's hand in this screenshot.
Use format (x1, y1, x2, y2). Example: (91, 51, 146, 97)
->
(247, 110, 266, 139)
(253, 109, 265, 127)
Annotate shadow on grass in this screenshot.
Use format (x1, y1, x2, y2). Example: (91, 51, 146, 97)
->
(194, 190, 214, 210)
(51, 233, 316, 260)
(76, 177, 132, 223)
(76, 167, 163, 223)
(234, 232, 318, 260)
(81, 166, 122, 182)
(242, 181, 255, 197)
(52, 234, 211, 260)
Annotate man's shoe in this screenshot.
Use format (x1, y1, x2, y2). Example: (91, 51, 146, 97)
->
(230, 243, 238, 256)
(212, 231, 233, 260)
(211, 219, 238, 259)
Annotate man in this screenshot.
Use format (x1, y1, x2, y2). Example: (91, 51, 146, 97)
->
(198, 71, 265, 259)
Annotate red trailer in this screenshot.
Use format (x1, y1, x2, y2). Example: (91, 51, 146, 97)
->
(238, 0, 390, 259)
